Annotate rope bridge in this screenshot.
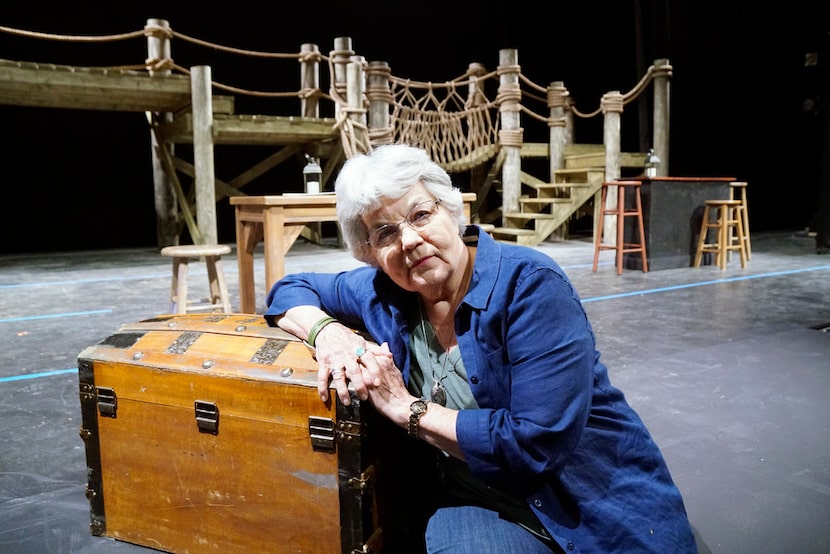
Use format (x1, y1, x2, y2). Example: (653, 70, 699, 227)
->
(386, 75, 500, 171)
(327, 60, 503, 171)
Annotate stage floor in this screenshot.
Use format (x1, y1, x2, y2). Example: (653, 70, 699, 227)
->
(1, 230, 828, 553)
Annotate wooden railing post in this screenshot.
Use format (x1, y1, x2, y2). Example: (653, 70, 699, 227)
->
(366, 61, 392, 146)
(602, 90, 624, 181)
(548, 80, 569, 178)
(331, 37, 354, 119)
(498, 48, 522, 216)
(146, 18, 178, 248)
(299, 43, 320, 118)
(600, 90, 624, 243)
(466, 62, 487, 107)
(191, 65, 216, 245)
(652, 58, 671, 176)
(467, 62, 488, 221)
(346, 60, 365, 127)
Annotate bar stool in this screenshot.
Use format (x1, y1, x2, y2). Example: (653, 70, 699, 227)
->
(592, 180, 649, 275)
(693, 200, 747, 270)
(160, 244, 233, 314)
(729, 181, 752, 260)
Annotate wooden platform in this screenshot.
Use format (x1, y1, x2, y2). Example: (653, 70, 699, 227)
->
(0, 58, 338, 146)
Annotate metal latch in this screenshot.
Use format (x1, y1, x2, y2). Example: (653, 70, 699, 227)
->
(96, 387, 117, 418)
(347, 464, 375, 492)
(195, 400, 219, 434)
(308, 416, 336, 452)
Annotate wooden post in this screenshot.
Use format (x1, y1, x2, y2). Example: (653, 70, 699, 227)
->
(366, 61, 392, 145)
(548, 80, 569, 179)
(466, 63, 487, 105)
(467, 62, 488, 221)
(146, 18, 178, 248)
(498, 49, 522, 216)
(299, 43, 320, 118)
(652, 58, 671, 176)
(331, 37, 354, 120)
(565, 96, 574, 144)
(346, 61, 365, 126)
(191, 65, 216, 245)
(601, 90, 624, 243)
(602, 91, 623, 181)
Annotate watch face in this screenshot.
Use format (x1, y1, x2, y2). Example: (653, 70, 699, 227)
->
(411, 400, 427, 415)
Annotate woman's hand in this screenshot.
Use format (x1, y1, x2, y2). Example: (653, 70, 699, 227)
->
(357, 342, 415, 427)
(313, 323, 391, 405)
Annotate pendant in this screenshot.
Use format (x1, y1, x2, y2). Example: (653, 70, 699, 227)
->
(431, 380, 447, 406)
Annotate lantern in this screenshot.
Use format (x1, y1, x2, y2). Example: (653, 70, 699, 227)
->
(644, 149, 661, 178)
(303, 155, 322, 194)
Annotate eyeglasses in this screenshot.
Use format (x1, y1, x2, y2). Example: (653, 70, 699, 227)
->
(366, 199, 442, 249)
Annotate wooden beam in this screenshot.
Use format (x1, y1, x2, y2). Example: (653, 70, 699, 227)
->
(0, 59, 193, 112)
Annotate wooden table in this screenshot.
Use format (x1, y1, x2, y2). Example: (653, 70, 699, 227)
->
(231, 193, 476, 313)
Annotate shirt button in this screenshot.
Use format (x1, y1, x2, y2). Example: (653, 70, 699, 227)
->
(567, 542, 575, 550)
(470, 376, 479, 384)
(533, 499, 542, 507)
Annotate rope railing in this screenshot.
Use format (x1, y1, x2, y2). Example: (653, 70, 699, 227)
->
(0, 22, 671, 171)
(0, 22, 329, 102)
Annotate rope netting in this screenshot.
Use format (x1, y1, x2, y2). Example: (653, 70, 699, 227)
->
(385, 73, 501, 171)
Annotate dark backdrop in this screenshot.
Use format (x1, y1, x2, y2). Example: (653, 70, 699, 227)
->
(1, 0, 827, 253)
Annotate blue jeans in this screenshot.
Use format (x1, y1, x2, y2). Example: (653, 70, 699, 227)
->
(425, 505, 559, 553)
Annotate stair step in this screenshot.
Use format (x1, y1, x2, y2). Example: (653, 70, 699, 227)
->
(519, 196, 571, 204)
(490, 227, 537, 237)
(537, 183, 590, 190)
(564, 152, 605, 169)
(503, 212, 558, 221)
(554, 167, 604, 174)
(520, 143, 551, 158)
(519, 197, 572, 206)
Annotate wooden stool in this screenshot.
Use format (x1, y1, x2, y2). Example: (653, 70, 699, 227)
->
(729, 181, 752, 260)
(160, 244, 233, 313)
(592, 180, 649, 275)
(693, 200, 747, 270)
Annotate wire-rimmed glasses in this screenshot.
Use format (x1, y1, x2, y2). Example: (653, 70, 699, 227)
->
(365, 199, 442, 249)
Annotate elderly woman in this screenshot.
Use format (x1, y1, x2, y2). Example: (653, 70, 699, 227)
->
(265, 144, 697, 553)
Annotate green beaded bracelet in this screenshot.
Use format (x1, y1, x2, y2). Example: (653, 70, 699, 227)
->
(307, 316, 339, 348)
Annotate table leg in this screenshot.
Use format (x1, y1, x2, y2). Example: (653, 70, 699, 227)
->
(235, 210, 262, 314)
(262, 206, 286, 298)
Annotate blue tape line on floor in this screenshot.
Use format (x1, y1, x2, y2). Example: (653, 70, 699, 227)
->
(0, 368, 77, 383)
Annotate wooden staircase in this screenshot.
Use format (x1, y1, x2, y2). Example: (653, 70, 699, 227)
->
(489, 143, 647, 246)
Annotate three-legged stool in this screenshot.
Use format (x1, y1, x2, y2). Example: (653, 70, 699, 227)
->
(693, 200, 747, 270)
(160, 244, 233, 313)
(592, 180, 649, 275)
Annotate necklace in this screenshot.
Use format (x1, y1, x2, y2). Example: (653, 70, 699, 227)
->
(417, 301, 450, 406)
(415, 245, 474, 407)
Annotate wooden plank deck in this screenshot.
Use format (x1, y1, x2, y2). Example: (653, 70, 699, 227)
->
(0, 58, 338, 145)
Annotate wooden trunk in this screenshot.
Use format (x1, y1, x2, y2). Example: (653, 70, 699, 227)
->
(77, 313, 398, 554)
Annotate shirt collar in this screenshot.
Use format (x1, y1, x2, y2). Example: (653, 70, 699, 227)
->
(463, 225, 499, 311)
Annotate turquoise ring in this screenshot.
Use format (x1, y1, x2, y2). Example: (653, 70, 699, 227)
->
(355, 346, 366, 357)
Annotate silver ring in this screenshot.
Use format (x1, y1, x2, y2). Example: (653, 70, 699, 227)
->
(331, 369, 344, 379)
(355, 346, 366, 357)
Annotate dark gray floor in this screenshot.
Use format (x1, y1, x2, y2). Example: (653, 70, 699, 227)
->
(1, 230, 829, 553)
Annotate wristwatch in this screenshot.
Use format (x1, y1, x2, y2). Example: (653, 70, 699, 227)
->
(408, 399, 428, 439)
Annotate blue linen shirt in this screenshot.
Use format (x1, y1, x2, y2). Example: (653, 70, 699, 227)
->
(264, 227, 697, 553)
